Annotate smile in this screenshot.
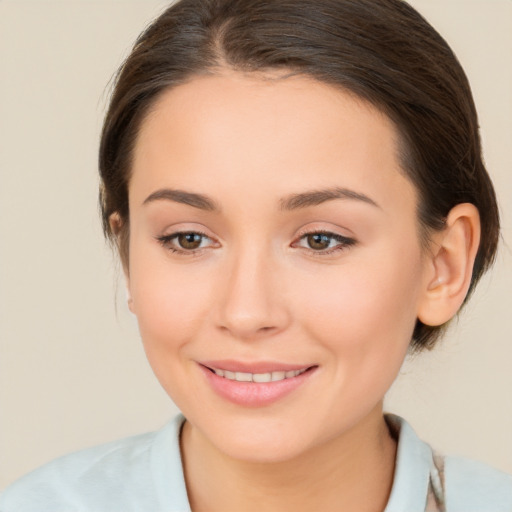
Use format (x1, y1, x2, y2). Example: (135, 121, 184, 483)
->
(199, 362, 317, 407)
(209, 367, 308, 383)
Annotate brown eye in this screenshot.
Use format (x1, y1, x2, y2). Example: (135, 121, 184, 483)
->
(307, 233, 332, 250)
(157, 230, 216, 254)
(177, 233, 203, 250)
(293, 231, 356, 254)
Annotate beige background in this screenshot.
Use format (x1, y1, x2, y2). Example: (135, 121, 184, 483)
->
(0, 0, 511, 490)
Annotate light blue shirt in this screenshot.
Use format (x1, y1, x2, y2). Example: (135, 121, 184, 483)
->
(1, 414, 511, 511)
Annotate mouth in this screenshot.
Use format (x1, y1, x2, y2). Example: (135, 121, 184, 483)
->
(198, 361, 318, 407)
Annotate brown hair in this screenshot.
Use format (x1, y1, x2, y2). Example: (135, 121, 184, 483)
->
(99, 0, 500, 350)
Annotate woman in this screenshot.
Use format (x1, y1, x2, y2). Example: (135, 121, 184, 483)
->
(1, 0, 510, 510)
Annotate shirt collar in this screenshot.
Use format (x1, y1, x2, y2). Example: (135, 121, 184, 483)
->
(384, 414, 434, 512)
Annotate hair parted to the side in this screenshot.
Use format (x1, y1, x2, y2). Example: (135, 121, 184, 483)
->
(99, 0, 500, 351)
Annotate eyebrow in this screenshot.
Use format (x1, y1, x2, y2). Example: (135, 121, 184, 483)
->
(142, 186, 380, 212)
(143, 189, 220, 211)
(279, 187, 380, 211)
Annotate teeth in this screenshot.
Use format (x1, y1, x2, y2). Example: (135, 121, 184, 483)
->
(271, 371, 286, 381)
(212, 367, 308, 382)
(253, 373, 272, 383)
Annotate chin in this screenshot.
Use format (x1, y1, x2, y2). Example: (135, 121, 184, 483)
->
(217, 432, 311, 464)
(188, 410, 330, 464)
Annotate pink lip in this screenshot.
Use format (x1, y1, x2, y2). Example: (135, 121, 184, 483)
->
(198, 362, 317, 408)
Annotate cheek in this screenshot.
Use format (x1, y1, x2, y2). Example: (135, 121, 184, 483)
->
(292, 249, 423, 426)
(128, 247, 215, 353)
(128, 255, 218, 406)
(296, 246, 423, 356)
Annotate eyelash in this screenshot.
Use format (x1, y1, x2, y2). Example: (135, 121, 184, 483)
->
(156, 230, 356, 256)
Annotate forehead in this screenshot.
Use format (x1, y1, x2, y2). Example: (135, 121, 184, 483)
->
(130, 72, 416, 214)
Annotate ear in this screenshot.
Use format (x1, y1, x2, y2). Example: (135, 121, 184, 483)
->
(109, 213, 134, 313)
(417, 203, 481, 327)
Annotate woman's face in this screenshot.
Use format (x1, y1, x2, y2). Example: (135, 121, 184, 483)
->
(126, 72, 431, 462)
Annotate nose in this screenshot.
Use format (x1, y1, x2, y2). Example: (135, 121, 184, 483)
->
(215, 244, 291, 340)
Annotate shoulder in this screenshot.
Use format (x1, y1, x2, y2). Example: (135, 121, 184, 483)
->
(443, 454, 512, 512)
(0, 431, 159, 511)
(0, 415, 188, 512)
(384, 414, 512, 512)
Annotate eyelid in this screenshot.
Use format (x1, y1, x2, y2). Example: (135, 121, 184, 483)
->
(155, 222, 219, 243)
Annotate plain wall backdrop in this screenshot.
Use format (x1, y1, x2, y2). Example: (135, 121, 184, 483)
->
(1, 0, 511, 490)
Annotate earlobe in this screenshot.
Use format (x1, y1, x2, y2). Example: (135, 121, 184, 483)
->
(109, 212, 122, 236)
(126, 285, 135, 313)
(110, 212, 134, 313)
(417, 203, 481, 327)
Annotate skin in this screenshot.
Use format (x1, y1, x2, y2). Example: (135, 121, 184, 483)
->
(121, 71, 480, 511)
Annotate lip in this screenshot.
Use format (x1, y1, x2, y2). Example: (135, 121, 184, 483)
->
(198, 361, 317, 407)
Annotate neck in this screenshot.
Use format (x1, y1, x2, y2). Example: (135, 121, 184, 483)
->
(180, 404, 397, 512)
